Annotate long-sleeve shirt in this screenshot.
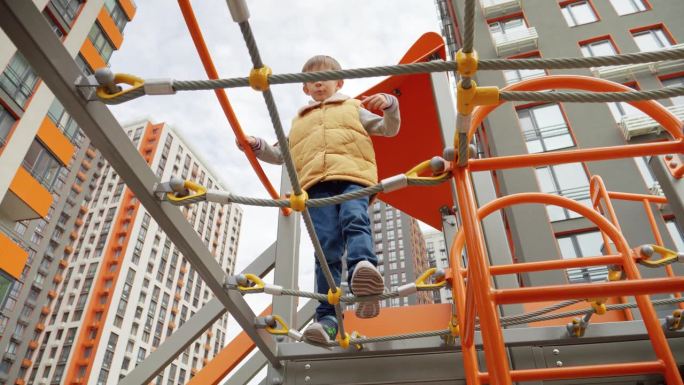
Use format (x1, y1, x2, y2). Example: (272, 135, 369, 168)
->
(245, 93, 400, 165)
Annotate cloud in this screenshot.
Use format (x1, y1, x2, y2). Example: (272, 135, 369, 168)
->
(108, 0, 439, 383)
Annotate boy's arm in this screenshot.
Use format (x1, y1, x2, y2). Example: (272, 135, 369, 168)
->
(359, 93, 400, 137)
(236, 136, 284, 165)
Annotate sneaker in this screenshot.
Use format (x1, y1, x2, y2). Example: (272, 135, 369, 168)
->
(303, 315, 338, 345)
(350, 260, 384, 318)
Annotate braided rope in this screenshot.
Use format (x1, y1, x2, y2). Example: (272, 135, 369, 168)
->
(501, 85, 684, 103)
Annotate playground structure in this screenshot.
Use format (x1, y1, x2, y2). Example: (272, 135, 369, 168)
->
(2, 0, 684, 384)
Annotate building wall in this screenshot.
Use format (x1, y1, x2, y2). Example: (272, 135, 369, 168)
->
(0, 1, 136, 384)
(443, 0, 684, 306)
(423, 230, 451, 304)
(29, 120, 242, 385)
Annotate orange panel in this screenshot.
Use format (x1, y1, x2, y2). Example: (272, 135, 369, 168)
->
(79, 40, 106, 71)
(96, 9, 123, 49)
(523, 298, 627, 327)
(9, 167, 52, 219)
(357, 32, 451, 230)
(0, 232, 29, 279)
(344, 303, 451, 337)
(118, 0, 136, 20)
(37, 117, 75, 166)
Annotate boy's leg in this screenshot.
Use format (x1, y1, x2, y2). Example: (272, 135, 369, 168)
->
(308, 183, 344, 322)
(338, 183, 384, 318)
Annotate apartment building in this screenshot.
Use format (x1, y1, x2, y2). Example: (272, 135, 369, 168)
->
(435, 0, 684, 305)
(369, 201, 432, 308)
(0, 1, 136, 384)
(423, 229, 452, 304)
(27, 119, 242, 385)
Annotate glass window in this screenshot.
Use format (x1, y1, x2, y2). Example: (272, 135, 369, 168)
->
(536, 163, 591, 221)
(47, 99, 81, 143)
(518, 104, 574, 153)
(557, 231, 607, 283)
(88, 23, 115, 62)
(561, 1, 598, 27)
(0, 105, 16, 147)
(662, 77, 684, 107)
(22, 140, 64, 190)
(580, 39, 617, 57)
(605, 85, 646, 123)
(633, 28, 673, 52)
(502, 54, 545, 84)
(50, 0, 85, 26)
(609, 0, 648, 16)
(104, 0, 128, 31)
(0, 52, 39, 109)
(489, 17, 528, 43)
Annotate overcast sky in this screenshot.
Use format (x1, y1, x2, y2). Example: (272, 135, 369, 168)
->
(108, 0, 440, 382)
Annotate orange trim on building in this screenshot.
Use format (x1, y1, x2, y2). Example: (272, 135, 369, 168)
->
(0, 232, 29, 279)
(118, 0, 137, 20)
(37, 117, 75, 166)
(64, 122, 161, 385)
(96, 9, 123, 49)
(79, 40, 106, 71)
(9, 167, 52, 219)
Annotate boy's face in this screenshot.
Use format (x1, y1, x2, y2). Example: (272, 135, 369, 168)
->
(302, 66, 343, 101)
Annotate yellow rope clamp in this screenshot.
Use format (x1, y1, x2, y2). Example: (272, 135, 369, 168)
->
(415, 268, 447, 290)
(350, 331, 364, 351)
(327, 287, 342, 305)
(569, 318, 587, 337)
(455, 49, 479, 78)
(265, 315, 289, 336)
(338, 332, 351, 349)
(237, 274, 266, 293)
(608, 266, 623, 281)
(406, 160, 451, 182)
(456, 80, 500, 116)
(96, 73, 144, 101)
(588, 298, 607, 315)
(248, 66, 272, 91)
(289, 190, 308, 212)
(668, 310, 682, 330)
(166, 180, 208, 204)
(637, 244, 680, 268)
(448, 314, 460, 337)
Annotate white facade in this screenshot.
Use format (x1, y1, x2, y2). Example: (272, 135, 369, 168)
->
(423, 230, 451, 304)
(29, 120, 242, 385)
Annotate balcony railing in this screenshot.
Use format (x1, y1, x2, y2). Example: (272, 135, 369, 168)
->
(492, 27, 538, 57)
(480, 0, 521, 18)
(620, 104, 684, 140)
(592, 43, 684, 79)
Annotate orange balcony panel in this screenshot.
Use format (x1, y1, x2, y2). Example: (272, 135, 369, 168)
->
(28, 340, 38, 350)
(72, 183, 82, 194)
(203, 343, 211, 351)
(59, 259, 68, 268)
(74, 217, 84, 227)
(191, 368, 198, 375)
(0, 232, 29, 279)
(4, 167, 52, 221)
(76, 171, 87, 181)
(69, 231, 78, 240)
(37, 117, 75, 166)
(180, 266, 188, 274)
(35, 323, 45, 332)
(85, 148, 96, 159)
(206, 330, 213, 337)
(53, 274, 63, 284)
(170, 307, 179, 315)
(174, 292, 181, 301)
(40, 306, 50, 315)
(118, 0, 136, 19)
(203, 358, 209, 366)
(168, 321, 176, 329)
(47, 290, 57, 299)
(81, 160, 92, 170)
(96, 9, 123, 49)
(79, 205, 88, 214)
(83, 339, 95, 348)
(20, 359, 31, 368)
(80, 40, 106, 70)
(64, 245, 74, 255)
(176, 280, 184, 288)
(15, 378, 25, 385)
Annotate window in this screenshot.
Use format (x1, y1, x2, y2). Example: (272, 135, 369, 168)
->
(518, 104, 574, 153)
(88, 23, 115, 62)
(557, 231, 607, 283)
(50, 0, 85, 26)
(536, 163, 591, 221)
(47, 99, 81, 144)
(22, 140, 64, 190)
(606, 85, 646, 123)
(609, 0, 648, 16)
(0, 104, 16, 147)
(561, 1, 598, 27)
(489, 17, 528, 43)
(0, 52, 39, 109)
(665, 220, 684, 251)
(662, 77, 684, 107)
(104, 0, 128, 31)
(634, 156, 657, 190)
(503, 53, 545, 84)
(580, 39, 617, 58)
(632, 27, 673, 52)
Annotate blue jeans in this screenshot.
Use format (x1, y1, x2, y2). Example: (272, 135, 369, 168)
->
(308, 181, 377, 320)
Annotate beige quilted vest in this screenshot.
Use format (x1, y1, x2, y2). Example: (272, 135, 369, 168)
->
(289, 98, 378, 190)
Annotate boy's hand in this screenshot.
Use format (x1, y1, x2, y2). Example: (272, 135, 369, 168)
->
(235, 136, 257, 150)
(361, 94, 390, 111)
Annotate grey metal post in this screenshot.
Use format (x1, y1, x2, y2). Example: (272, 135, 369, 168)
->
(0, 0, 280, 368)
(650, 155, 684, 238)
(120, 243, 277, 385)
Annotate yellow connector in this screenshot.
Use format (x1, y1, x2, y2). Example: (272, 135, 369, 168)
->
(455, 49, 479, 78)
(96, 73, 144, 100)
(249, 66, 272, 91)
(327, 287, 342, 305)
(289, 190, 308, 212)
(338, 332, 351, 349)
(456, 80, 500, 115)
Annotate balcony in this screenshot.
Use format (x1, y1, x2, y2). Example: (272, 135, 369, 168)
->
(493, 27, 538, 57)
(480, 0, 521, 18)
(592, 43, 684, 80)
(0, 167, 52, 221)
(0, 232, 29, 279)
(620, 104, 684, 140)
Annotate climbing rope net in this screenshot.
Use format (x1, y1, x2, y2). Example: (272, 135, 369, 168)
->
(93, 0, 684, 351)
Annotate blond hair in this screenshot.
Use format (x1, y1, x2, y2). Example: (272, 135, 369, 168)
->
(301, 55, 342, 72)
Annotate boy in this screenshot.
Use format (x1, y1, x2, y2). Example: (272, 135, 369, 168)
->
(238, 55, 400, 345)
